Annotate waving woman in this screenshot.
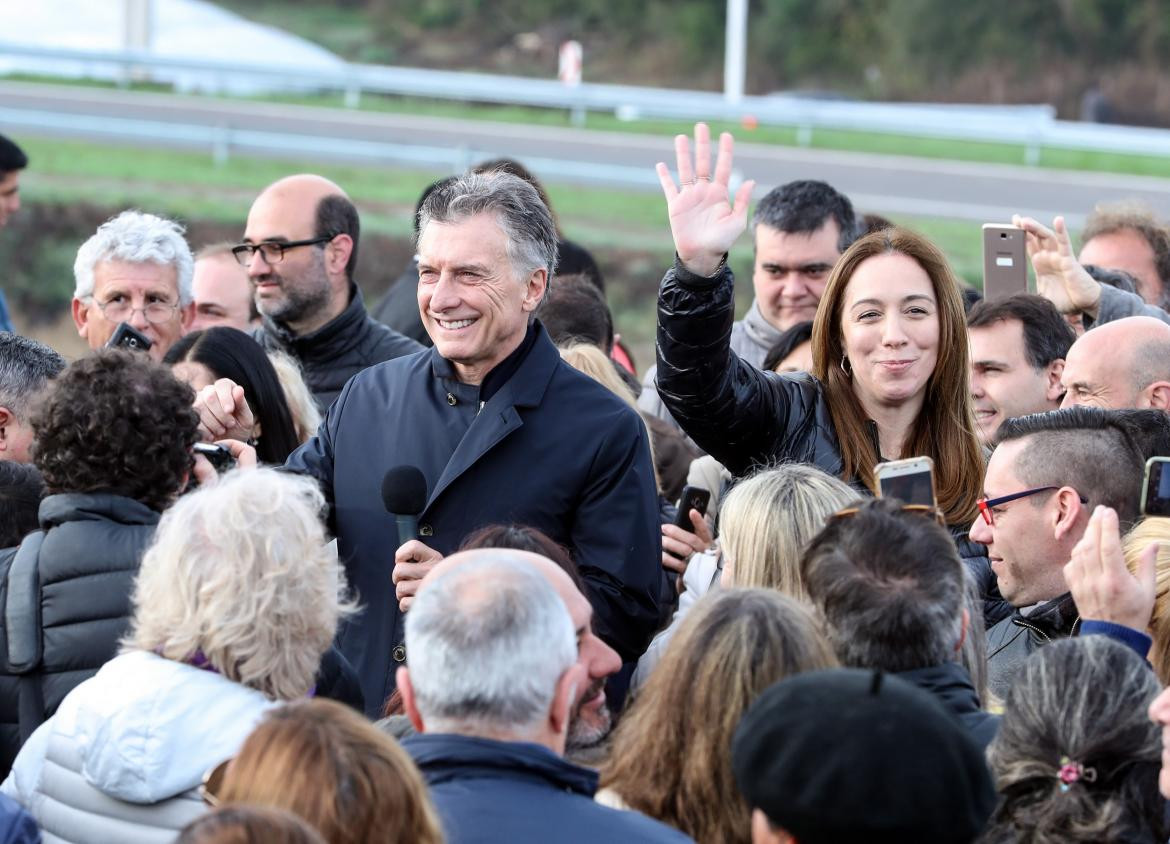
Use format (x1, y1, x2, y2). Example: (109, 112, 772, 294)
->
(654, 124, 983, 527)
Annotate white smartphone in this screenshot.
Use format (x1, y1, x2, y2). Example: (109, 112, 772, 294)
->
(874, 456, 936, 507)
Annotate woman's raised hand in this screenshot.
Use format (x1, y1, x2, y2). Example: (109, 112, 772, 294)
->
(656, 122, 755, 277)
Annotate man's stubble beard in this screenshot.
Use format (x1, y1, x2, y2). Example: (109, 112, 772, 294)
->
(257, 250, 332, 328)
(566, 677, 613, 751)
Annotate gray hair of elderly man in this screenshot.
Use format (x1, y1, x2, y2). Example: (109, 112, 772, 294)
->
(416, 170, 559, 285)
(73, 209, 195, 305)
(402, 553, 578, 740)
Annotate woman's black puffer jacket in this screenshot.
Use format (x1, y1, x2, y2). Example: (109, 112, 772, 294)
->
(655, 259, 1009, 624)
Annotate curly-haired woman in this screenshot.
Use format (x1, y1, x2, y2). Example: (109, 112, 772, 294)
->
(0, 349, 199, 775)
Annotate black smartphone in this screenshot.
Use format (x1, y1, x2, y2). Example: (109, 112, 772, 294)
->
(673, 485, 712, 531)
(193, 442, 236, 474)
(106, 322, 153, 353)
(875, 457, 937, 507)
(1142, 457, 1170, 517)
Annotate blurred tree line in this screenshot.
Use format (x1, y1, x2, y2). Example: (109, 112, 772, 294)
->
(291, 0, 1170, 122)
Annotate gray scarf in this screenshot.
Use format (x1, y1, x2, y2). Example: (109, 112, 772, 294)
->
(732, 299, 784, 368)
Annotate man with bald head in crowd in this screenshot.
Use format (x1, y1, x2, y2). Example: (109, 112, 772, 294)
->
(398, 548, 688, 843)
(237, 174, 421, 409)
(1060, 316, 1170, 411)
(401, 545, 623, 758)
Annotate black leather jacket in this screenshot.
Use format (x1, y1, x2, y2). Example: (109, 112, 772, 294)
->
(257, 282, 422, 411)
(986, 592, 1080, 698)
(656, 260, 842, 478)
(655, 259, 1006, 619)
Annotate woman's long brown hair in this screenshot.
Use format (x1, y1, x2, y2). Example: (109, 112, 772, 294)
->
(599, 589, 837, 844)
(811, 227, 983, 525)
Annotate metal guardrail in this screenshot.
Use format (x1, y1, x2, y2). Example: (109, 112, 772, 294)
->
(0, 105, 664, 191)
(1, 41, 1169, 162)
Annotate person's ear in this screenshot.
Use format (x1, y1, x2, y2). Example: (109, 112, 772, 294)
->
(549, 663, 586, 739)
(955, 606, 969, 654)
(179, 301, 196, 333)
(327, 234, 354, 281)
(0, 407, 12, 452)
(1053, 487, 1086, 541)
(522, 268, 548, 313)
(71, 297, 91, 340)
(398, 667, 425, 733)
(1143, 381, 1170, 411)
(1045, 359, 1066, 403)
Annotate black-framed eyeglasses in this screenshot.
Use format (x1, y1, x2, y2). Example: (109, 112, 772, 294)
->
(977, 486, 1089, 527)
(92, 297, 180, 325)
(231, 235, 334, 266)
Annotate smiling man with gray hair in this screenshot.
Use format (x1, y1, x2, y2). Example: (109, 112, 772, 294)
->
(274, 169, 662, 716)
(398, 551, 689, 844)
(70, 210, 195, 361)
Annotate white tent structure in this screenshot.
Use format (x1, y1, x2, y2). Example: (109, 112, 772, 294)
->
(0, 0, 347, 95)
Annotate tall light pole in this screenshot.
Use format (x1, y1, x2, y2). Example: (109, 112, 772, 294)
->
(724, 0, 748, 105)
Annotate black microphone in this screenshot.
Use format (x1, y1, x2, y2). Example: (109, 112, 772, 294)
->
(381, 466, 429, 547)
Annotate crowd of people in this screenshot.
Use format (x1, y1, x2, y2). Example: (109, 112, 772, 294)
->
(2, 117, 1170, 842)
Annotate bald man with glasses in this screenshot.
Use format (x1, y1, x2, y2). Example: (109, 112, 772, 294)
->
(239, 174, 421, 410)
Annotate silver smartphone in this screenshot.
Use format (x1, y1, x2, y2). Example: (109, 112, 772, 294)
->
(874, 456, 936, 507)
(982, 224, 1028, 300)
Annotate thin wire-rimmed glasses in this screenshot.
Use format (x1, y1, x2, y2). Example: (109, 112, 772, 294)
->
(231, 234, 335, 266)
(977, 486, 1089, 527)
(92, 298, 180, 325)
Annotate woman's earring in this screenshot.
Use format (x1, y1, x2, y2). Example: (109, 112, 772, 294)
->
(840, 353, 852, 377)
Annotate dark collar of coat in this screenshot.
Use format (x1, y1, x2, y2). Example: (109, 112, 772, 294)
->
(427, 320, 558, 411)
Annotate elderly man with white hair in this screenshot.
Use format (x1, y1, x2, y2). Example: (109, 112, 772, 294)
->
(398, 550, 690, 844)
(70, 210, 195, 361)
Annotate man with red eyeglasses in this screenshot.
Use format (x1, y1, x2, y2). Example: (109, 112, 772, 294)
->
(970, 407, 1146, 697)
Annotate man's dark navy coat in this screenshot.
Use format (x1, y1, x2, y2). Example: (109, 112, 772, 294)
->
(286, 324, 663, 715)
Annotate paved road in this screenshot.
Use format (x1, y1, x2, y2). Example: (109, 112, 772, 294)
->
(4, 81, 1170, 225)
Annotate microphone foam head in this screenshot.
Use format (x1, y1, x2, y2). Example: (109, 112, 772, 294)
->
(381, 465, 429, 516)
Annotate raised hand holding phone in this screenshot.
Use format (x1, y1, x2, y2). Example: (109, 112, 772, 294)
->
(1012, 214, 1101, 318)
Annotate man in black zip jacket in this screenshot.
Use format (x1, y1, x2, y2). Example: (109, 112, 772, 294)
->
(240, 174, 422, 412)
(801, 498, 999, 749)
(971, 407, 1147, 697)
